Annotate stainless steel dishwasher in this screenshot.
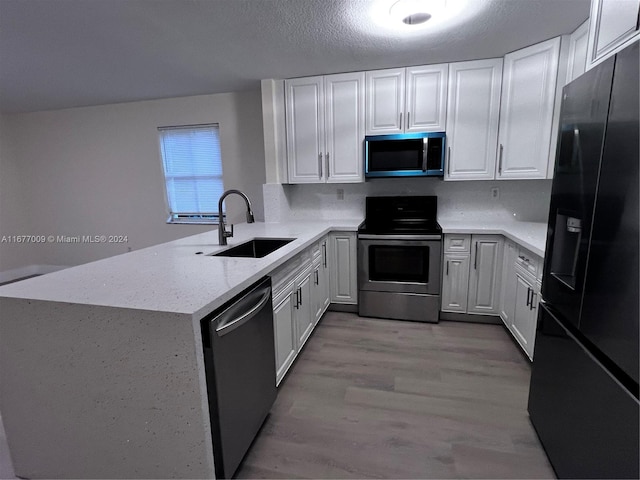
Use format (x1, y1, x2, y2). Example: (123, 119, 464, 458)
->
(200, 276, 276, 479)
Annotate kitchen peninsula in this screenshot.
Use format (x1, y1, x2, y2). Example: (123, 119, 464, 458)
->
(0, 218, 546, 478)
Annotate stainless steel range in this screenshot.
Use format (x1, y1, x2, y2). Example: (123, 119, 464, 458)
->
(358, 196, 442, 323)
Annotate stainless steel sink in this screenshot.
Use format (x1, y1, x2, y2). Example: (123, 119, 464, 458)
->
(210, 238, 295, 258)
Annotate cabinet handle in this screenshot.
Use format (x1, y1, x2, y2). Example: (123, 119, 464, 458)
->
(295, 289, 300, 309)
(326, 152, 330, 178)
(526, 287, 531, 307)
(530, 292, 537, 311)
(322, 242, 327, 268)
(399, 112, 403, 130)
(315, 269, 319, 285)
(318, 153, 323, 178)
(447, 146, 451, 176)
(498, 144, 504, 175)
(446, 260, 449, 276)
(474, 243, 478, 270)
(407, 112, 410, 129)
(299, 286, 302, 306)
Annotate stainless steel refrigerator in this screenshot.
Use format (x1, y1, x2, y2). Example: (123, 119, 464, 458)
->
(528, 40, 639, 478)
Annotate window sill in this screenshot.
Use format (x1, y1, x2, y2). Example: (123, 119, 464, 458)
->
(166, 215, 222, 225)
(166, 220, 218, 225)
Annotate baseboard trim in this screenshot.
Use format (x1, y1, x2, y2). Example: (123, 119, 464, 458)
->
(0, 264, 69, 284)
(328, 303, 358, 313)
(439, 311, 502, 324)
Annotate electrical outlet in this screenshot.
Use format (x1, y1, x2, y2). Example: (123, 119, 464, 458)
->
(490, 187, 499, 200)
(337, 188, 344, 200)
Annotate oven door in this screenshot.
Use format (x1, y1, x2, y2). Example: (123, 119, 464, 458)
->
(358, 235, 441, 295)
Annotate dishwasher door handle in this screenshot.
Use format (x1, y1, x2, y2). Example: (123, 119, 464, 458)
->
(216, 286, 272, 337)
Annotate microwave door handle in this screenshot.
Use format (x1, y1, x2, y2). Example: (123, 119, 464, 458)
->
(422, 138, 428, 171)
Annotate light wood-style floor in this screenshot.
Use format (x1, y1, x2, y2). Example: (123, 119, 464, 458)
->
(236, 312, 555, 479)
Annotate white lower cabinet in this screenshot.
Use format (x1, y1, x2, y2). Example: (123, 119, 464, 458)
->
(500, 244, 542, 360)
(499, 239, 518, 325)
(329, 232, 358, 305)
(467, 235, 503, 314)
(312, 236, 330, 324)
(510, 267, 539, 360)
(294, 266, 313, 350)
(271, 239, 330, 386)
(441, 254, 470, 313)
(272, 282, 297, 385)
(443, 233, 544, 359)
(441, 234, 503, 315)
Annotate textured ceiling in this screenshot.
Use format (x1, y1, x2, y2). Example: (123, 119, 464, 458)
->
(0, 0, 590, 113)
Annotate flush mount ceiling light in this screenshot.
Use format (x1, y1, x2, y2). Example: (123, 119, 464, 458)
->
(389, 0, 433, 25)
(365, 0, 479, 36)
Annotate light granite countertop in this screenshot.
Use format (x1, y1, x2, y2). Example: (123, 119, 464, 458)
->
(0, 216, 547, 319)
(438, 217, 548, 257)
(0, 220, 361, 319)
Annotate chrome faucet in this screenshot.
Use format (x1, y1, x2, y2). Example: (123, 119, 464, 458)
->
(218, 189, 255, 245)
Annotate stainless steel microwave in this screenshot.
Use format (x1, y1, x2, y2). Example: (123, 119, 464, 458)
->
(364, 132, 446, 178)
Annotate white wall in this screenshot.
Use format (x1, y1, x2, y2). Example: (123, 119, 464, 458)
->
(264, 178, 552, 223)
(2, 91, 265, 269)
(0, 115, 33, 272)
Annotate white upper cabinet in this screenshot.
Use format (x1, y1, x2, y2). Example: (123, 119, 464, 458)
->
(324, 72, 365, 183)
(286, 72, 364, 184)
(445, 58, 503, 181)
(405, 64, 448, 132)
(286, 76, 325, 183)
(365, 64, 447, 135)
(365, 68, 405, 134)
(567, 20, 590, 83)
(497, 37, 561, 180)
(587, 0, 640, 68)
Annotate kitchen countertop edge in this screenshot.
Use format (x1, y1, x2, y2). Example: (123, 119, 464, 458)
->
(0, 220, 361, 320)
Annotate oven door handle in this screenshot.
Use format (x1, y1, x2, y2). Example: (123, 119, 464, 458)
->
(358, 234, 442, 241)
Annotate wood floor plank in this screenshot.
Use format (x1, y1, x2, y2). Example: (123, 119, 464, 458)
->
(235, 312, 555, 479)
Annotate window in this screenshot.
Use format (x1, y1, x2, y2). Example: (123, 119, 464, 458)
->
(158, 124, 224, 224)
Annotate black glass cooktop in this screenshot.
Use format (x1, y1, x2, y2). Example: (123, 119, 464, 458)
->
(358, 196, 441, 235)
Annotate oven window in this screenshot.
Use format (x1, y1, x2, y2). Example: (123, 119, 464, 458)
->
(368, 245, 430, 283)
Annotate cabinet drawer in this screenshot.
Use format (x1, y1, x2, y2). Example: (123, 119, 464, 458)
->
(311, 241, 321, 258)
(271, 248, 312, 295)
(444, 234, 471, 253)
(515, 248, 541, 278)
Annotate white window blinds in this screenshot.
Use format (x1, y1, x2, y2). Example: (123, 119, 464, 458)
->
(158, 124, 224, 222)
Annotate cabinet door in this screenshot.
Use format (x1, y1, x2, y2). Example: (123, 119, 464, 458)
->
(311, 260, 330, 325)
(445, 58, 502, 180)
(329, 232, 358, 304)
(286, 76, 325, 183)
(273, 286, 297, 385)
(405, 64, 448, 132)
(365, 68, 405, 135)
(499, 239, 518, 326)
(587, 0, 640, 67)
(566, 20, 589, 83)
(295, 271, 314, 350)
(511, 271, 537, 359)
(441, 254, 470, 313)
(320, 238, 330, 314)
(324, 72, 365, 183)
(497, 37, 561, 179)
(467, 235, 503, 314)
